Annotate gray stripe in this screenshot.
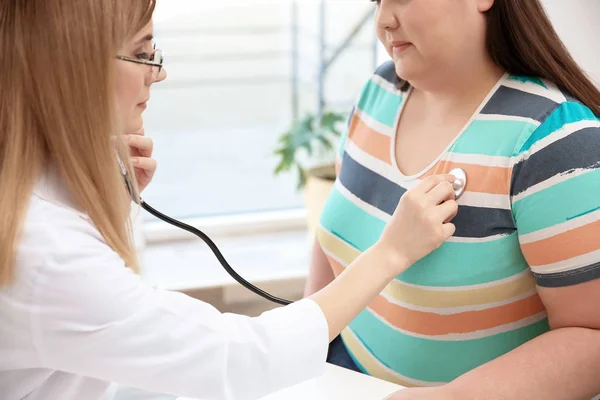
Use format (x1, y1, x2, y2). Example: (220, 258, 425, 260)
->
(339, 153, 515, 238)
(564, 93, 579, 104)
(481, 86, 557, 122)
(373, 61, 398, 86)
(534, 261, 600, 288)
(511, 127, 600, 196)
(339, 152, 406, 216)
(452, 205, 515, 238)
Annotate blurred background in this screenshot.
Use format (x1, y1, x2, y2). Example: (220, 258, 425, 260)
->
(143, 0, 382, 219)
(135, 0, 600, 316)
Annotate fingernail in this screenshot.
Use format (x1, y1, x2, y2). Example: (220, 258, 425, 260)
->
(131, 158, 139, 165)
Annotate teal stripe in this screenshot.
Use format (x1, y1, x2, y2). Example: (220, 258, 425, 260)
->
(320, 186, 385, 251)
(357, 80, 403, 128)
(451, 119, 537, 157)
(320, 188, 530, 286)
(349, 310, 549, 382)
(519, 102, 598, 154)
(507, 75, 547, 89)
(400, 233, 529, 286)
(513, 168, 600, 234)
(569, 205, 600, 221)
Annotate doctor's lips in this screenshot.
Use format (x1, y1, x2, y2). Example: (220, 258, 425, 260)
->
(390, 40, 412, 54)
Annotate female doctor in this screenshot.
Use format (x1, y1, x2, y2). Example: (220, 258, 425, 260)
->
(0, 1, 459, 399)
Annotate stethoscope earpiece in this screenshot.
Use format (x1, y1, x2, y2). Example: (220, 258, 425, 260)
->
(449, 168, 467, 200)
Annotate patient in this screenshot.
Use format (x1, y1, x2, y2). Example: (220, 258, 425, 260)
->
(304, 0, 600, 399)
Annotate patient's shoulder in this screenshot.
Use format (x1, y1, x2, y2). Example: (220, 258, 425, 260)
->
(373, 60, 398, 86)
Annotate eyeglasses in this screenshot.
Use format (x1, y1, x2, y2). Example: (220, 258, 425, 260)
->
(116, 45, 164, 79)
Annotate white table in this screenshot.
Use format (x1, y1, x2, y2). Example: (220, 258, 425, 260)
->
(258, 363, 403, 400)
(174, 364, 403, 400)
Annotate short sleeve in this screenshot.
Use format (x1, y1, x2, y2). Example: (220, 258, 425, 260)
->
(336, 61, 397, 176)
(511, 101, 600, 287)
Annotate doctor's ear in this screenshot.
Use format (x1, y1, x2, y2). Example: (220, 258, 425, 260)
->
(476, 0, 494, 13)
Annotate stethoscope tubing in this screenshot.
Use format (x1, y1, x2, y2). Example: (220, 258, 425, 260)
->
(129, 161, 467, 306)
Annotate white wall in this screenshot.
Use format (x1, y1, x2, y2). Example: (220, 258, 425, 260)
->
(543, 0, 600, 85)
(149, 0, 600, 135)
(375, 1, 600, 86)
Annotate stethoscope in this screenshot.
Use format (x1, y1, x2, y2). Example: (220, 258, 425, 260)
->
(119, 155, 467, 306)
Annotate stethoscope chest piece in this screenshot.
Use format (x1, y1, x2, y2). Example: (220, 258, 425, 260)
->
(449, 168, 467, 200)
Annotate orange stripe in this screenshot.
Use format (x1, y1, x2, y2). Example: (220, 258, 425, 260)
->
(521, 219, 600, 266)
(369, 294, 544, 335)
(328, 256, 545, 335)
(424, 160, 512, 195)
(348, 114, 392, 164)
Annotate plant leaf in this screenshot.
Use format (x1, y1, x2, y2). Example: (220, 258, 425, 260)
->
(273, 111, 348, 189)
(297, 165, 307, 189)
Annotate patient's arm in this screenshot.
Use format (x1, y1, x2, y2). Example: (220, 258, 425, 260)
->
(303, 238, 335, 297)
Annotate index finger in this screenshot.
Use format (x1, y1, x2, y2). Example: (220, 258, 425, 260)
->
(414, 174, 456, 194)
(126, 135, 153, 157)
(129, 127, 145, 136)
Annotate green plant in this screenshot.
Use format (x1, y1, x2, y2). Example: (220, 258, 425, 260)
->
(274, 111, 346, 189)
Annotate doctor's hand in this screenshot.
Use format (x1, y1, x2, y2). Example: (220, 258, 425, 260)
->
(309, 174, 458, 342)
(126, 128, 157, 193)
(378, 174, 458, 275)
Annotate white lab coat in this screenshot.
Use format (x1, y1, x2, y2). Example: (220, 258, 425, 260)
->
(0, 169, 329, 400)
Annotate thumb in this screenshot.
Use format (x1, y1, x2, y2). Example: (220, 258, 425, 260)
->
(442, 223, 456, 239)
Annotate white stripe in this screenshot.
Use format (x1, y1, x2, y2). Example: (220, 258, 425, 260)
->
(444, 152, 512, 168)
(543, 80, 569, 103)
(477, 113, 542, 127)
(446, 232, 513, 244)
(369, 308, 548, 341)
(512, 168, 594, 203)
(514, 120, 600, 163)
(344, 140, 398, 184)
(393, 268, 532, 291)
(345, 144, 512, 211)
(458, 191, 511, 210)
(346, 140, 513, 211)
(371, 74, 400, 95)
(344, 140, 421, 190)
(335, 179, 392, 222)
(354, 106, 395, 137)
(344, 327, 444, 387)
(530, 248, 600, 274)
(519, 208, 600, 244)
(502, 78, 566, 104)
(380, 289, 539, 315)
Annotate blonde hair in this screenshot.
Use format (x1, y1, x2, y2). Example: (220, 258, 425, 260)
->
(0, 0, 155, 285)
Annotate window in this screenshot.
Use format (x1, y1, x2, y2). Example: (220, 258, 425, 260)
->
(141, 0, 382, 226)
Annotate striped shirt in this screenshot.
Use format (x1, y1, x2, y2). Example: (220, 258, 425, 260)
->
(318, 61, 600, 387)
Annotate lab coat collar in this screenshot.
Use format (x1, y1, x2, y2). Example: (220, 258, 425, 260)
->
(33, 166, 90, 221)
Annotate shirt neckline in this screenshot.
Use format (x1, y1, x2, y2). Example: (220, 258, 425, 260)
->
(389, 72, 509, 181)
